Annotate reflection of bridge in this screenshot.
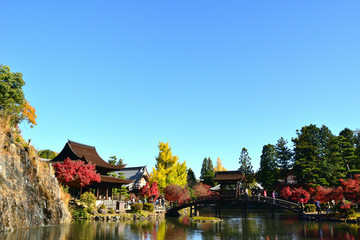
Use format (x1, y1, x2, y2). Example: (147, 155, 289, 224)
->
(165, 194, 302, 217)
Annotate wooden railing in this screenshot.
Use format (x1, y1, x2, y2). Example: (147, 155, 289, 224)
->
(167, 195, 220, 211)
(247, 195, 302, 212)
(166, 194, 302, 213)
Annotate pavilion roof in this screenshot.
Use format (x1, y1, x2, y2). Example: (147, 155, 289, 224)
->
(213, 170, 246, 182)
(50, 140, 125, 172)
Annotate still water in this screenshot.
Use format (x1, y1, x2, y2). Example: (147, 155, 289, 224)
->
(1, 210, 359, 240)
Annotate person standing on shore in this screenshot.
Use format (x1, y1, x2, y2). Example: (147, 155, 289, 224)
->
(315, 200, 321, 214)
(272, 191, 276, 204)
(263, 189, 267, 202)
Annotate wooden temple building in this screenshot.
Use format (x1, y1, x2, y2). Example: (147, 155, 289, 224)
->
(213, 170, 247, 201)
(49, 140, 132, 200)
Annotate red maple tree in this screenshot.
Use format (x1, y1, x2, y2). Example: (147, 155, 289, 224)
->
(193, 183, 213, 197)
(163, 184, 190, 203)
(279, 186, 310, 203)
(53, 158, 101, 188)
(139, 182, 160, 201)
(314, 175, 360, 203)
(339, 175, 360, 202)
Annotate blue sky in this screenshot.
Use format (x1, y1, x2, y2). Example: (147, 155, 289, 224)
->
(1, 1, 359, 178)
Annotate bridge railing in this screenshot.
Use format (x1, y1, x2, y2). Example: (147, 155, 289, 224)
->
(167, 195, 220, 210)
(166, 194, 301, 213)
(247, 195, 301, 212)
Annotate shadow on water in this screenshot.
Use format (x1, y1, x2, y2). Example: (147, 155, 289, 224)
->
(1, 211, 360, 240)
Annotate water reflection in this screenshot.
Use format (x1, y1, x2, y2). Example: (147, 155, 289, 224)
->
(1, 211, 359, 240)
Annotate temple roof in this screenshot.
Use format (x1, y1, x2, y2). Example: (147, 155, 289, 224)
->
(100, 175, 133, 184)
(50, 140, 125, 172)
(213, 170, 246, 182)
(115, 166, 149, 181)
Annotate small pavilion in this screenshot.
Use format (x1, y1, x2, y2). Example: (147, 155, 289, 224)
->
(114, 166, 150, 193)
(49, 140, 132, 200)
(213, 170, 247, 200)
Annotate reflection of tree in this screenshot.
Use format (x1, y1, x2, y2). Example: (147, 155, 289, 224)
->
(2, 215, 360, 239)
(156, 222, 166, 240)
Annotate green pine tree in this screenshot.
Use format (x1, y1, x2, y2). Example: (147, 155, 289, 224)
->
(257, 144, 278, 190)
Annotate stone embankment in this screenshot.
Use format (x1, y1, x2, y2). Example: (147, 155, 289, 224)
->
(0, 124, 71, 232)
(91, 213, 165, 222)
(300, 213, 360, 224)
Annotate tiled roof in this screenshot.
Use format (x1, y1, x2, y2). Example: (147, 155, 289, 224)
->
(100, 175, 133, 184)
(213, 170, 246, 181)
(50, 140, 125, 171)
(115, 166, 149, 181)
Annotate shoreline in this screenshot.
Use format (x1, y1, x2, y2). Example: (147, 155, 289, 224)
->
(300, 213, 360, 224)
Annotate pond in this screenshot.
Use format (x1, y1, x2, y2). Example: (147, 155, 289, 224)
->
(1, 210, 359, 240)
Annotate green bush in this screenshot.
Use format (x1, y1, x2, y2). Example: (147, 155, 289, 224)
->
(305, 204, 316, 213)
(99, 204, 106, 209)
(131, 203, 143, 213)
(71, 207, 88, 219)
(143, 203, 154, 212)
(108, 208, 115, 214)
(80, 192, 96, 206)
(345, 208, 356, 218)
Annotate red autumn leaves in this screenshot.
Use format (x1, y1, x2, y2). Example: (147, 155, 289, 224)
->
(53, 158, 101, 188)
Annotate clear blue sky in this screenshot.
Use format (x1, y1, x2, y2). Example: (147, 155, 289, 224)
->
(1, 1, 359, 178)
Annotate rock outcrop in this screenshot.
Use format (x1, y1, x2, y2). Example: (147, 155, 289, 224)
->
(0, 126, 71, 232)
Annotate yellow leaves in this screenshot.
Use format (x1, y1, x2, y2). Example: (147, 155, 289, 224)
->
(150, 141, 187, 191)
(214, 157, 227, 172)
(22, 100, 37, 127)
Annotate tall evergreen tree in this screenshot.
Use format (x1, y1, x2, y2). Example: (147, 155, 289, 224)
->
(338, 135, 357, 175)
(187, 168, 197, 188)
(150, 142, 187, 190)
(257, 144, 278, 190)
(325, 136, 346, 185)
(339, 128, 355, 145)
(275, 137, 293, 184)
(292, 124, 332, 186)
(355, 130, 360, 169)
(200, 157, 215, 186)
(238, 148, 253, 175)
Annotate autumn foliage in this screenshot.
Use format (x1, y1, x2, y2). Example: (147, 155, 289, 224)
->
(163, 184, 190, 203)
(193, 183, 213, 197)
(53, 158, 101, 188)
(315, 175, 360, 203)
(22, 100, 37, 127)
(279, 186, 310, 203)
(139, 182, 160, 201)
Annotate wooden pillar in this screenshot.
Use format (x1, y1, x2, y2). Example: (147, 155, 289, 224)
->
(190, 205, 193, 217)
(106, 187, 109, 200)
(215, 202, 218, 217)
(218, 201, 221, 218)
(96, 187, 99, 200)
(242, 198, 247, 218)
(118, 184, 122, 201)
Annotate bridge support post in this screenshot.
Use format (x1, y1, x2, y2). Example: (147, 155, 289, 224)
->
(215, 202, 218, 218)
(217, 201, 221, 218)
(242, 199, 247, 217)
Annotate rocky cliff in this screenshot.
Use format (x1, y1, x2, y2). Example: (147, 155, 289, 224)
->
(0, 124, 71, 232)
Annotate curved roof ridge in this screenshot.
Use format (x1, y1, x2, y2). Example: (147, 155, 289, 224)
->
(68, 140, 95, 149)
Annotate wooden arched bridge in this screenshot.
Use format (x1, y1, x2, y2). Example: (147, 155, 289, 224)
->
(165, 194, 302, 217)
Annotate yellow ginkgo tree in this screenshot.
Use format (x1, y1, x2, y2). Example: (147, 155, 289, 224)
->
(214, 157, 227, 172)
(150, 142, 187, 191)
